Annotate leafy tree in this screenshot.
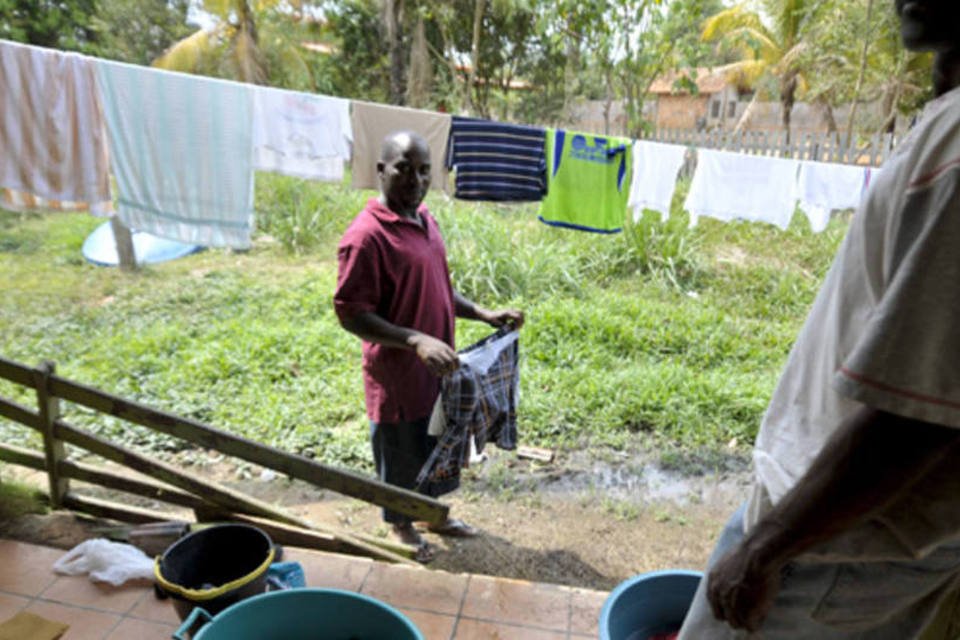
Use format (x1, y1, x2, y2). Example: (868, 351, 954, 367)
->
(91, 0, 193, 65)
(0, 0, 99, 52)
(702, 0, 823, 139)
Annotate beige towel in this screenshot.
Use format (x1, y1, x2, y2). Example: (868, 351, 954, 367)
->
(350, 101, 451, 192)
(1, 187, 113, 215)
(0, 40, 112, 210)
(0, 612, 69, 640)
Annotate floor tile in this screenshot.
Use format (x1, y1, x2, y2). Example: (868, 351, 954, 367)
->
(361, 563, 468, 616)
(0, 591, 31, 621)
(285, 548, 373, 591)
(460, 575, 570, 632)
(40, 576, 149, 614)
(127, 589, 183, 626)
(568, 586, 608, 636)
(399, 607, 456, 640)
(452, 618, 566, 640)
(105, 617, 178, 640)
(0, 541, 63, 596)
(24, 600, 121, 640)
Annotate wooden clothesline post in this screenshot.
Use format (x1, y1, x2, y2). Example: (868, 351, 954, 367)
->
(109, 216, 137, 271)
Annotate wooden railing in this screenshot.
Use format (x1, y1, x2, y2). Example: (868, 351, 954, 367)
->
(0, 356, 450, 564)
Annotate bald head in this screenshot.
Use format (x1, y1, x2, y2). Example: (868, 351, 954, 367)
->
(377, 131, 432, 217)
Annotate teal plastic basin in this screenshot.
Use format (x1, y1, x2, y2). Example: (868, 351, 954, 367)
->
(173, 588, 424, 640)
(599, 570, 702, 640)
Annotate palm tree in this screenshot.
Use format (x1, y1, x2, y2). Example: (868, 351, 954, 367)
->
(702, 0, 819, 140)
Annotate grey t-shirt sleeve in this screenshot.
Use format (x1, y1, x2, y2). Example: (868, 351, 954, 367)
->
(833, 167, 960, 429)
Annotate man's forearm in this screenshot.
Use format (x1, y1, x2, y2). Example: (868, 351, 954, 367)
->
(746, 407, 960, 569)
(453, 290, 488, 322)
(339, 311, 420, 349)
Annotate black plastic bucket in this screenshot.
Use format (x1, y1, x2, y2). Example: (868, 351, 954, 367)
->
(154, 523, 275, 622)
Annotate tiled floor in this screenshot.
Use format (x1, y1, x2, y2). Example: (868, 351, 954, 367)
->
(0, 539, 608, 639)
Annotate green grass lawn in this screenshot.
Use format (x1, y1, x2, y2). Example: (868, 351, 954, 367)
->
(0, 175, 847, 473)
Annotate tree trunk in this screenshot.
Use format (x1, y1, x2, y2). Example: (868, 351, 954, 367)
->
(465, 0, 486, 115)
(781, 72, 798, 144)
(845, 0, 876, 144)
(734, 92, 760, 133)
(384, 0, 406, 105)
(816, 97, 838, 134)
(406, 16, 431, 108)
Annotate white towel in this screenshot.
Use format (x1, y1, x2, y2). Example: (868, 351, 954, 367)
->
(251, 86, 351, 181)
(628, 140, 687, 221)
(684, 149, 800, 230)
(0, 40, 111, 212)
(95, 60, 255, 248)
(797, 161, 868, 232)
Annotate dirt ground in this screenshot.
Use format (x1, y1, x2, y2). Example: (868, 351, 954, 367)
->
(0, 447, 751, 592)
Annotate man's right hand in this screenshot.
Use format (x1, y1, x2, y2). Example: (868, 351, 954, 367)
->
(408, 333, 459, 376)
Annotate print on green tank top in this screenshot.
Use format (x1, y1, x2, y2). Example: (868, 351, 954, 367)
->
(537, 128, 632, 233)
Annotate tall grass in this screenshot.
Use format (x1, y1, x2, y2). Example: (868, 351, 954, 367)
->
(0, 173, 846, 471)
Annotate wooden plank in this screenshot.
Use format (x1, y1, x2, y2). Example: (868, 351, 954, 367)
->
(35, 362, 68, 509)
(194, 508, 420, 566)
(0, 442, 46, 471)
(0, 356, 35, 387)
(0, 396, 43, 431)
(62, 493, 173, 525)
(109, 217, 138, 271)
(53, 418, 310, 528)
(59, 459, 213, 512)
(49, 375, 448, 524)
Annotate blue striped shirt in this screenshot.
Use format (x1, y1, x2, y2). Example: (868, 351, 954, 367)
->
(445, 116, 547, 202)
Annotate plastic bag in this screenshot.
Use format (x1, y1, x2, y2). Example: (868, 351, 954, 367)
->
(53, 538, 155, 586)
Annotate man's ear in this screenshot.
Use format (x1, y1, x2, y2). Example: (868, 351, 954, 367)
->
(376, 161, 385, 174)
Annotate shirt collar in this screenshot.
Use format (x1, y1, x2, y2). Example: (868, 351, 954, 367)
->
(366, 198, 430, 229)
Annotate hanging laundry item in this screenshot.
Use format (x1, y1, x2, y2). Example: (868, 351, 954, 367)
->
(350, 101, 451, 191)
(797, 161, 869, 232)
(628, 140, 688, 222)
(95, 60, 255, 248)
(0, 188, 113, 215)
(0, 40, 112, 213)
(445, 116, 546, 201)
(684, 149, 800, 230)
(416, 329, 519, 488)
(251, 86, 351, 181)
(538, 128, 631, 233)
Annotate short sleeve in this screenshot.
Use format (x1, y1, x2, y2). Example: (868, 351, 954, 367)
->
(333, 240, 381, 322)
(832, 170, 960, 428)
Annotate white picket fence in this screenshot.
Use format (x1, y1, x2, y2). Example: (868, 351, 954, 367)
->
(646, 128, 896, 168)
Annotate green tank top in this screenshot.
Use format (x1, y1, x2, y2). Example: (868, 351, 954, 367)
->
(537, 128, 632, 233)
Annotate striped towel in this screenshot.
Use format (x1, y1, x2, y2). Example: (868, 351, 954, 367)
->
(94, 59, 255, 248)
(446, 116, 546, 201)
(0, 39, 112, 212)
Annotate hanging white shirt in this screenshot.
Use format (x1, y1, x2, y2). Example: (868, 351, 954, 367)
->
(684, 149, 800, 230)
(628, 140, 687, 222)
(797, 160, 868, 232)
(251, 86, 351, 182)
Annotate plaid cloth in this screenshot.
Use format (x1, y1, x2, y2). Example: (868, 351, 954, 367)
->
(416, 328, 519, 487)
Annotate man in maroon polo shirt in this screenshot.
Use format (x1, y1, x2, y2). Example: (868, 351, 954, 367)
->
(334, 131, 524, 553)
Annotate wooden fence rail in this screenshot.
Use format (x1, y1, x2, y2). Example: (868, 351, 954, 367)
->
(645, 128, 896, 167)
(0, 355, 450, 564)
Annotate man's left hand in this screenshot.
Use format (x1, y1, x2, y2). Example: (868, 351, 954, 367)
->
(707, 542, 782, 632)
(482, 308, 524, 330)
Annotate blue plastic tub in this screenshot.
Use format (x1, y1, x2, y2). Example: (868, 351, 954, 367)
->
(599, 569, 702, 640)
(173, 588, 424, 640)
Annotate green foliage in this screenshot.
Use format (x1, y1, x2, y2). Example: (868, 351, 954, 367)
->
(0, 0, 99, 52)
(0, 480, 48, 521)
(0, 175, 846, 472)
(89, 0, 193, 65)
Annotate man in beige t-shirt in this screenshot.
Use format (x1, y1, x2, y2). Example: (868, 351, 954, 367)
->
(680, 1, 960, 637)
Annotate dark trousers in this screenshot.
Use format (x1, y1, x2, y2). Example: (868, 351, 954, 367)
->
(370, 418, 459, 524)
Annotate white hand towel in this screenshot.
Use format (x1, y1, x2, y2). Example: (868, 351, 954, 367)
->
(252, 86, 351, 181)
(628, 140, 687, 221)
(0, 40, 111, 211)
(798, 161, 868, 232)
(95, 60, 255, 248)
(684, 149, 800, 230)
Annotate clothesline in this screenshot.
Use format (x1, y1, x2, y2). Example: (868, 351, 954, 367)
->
(0, 37, 874, 252)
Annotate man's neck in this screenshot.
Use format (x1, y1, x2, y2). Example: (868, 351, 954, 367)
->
(378, 195, 422, 222)
(933, 49, 960, 97)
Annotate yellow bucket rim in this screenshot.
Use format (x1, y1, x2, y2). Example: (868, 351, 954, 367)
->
(154, 545, 275, 602)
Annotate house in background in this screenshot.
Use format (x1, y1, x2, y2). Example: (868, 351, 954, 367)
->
(647, 67, 748, 131)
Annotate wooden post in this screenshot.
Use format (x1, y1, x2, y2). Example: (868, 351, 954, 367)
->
(34, 361, 68, 508)
(110, 216, 137, 271)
